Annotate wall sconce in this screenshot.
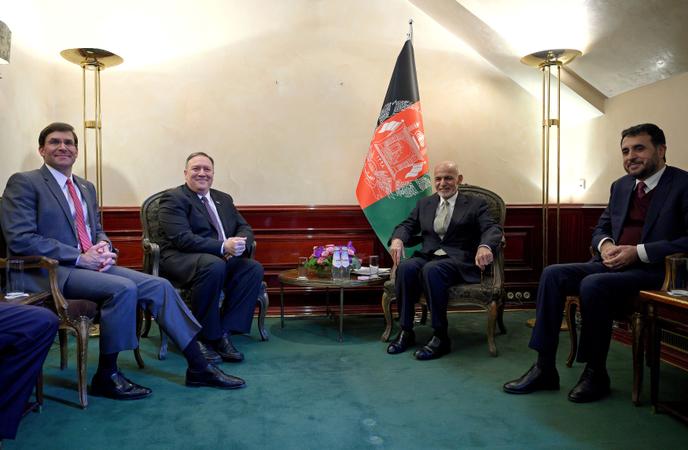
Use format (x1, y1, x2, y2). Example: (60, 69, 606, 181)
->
(521, 49, 581, 267)
(60, 48, 123, 212)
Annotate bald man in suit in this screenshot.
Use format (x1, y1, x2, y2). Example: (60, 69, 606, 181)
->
(386, 161, 503, 360)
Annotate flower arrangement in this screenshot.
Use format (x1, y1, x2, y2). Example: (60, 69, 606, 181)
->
(305, 241, 360, 274)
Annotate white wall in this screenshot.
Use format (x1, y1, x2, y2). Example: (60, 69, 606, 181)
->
(1, 1, 686, 207)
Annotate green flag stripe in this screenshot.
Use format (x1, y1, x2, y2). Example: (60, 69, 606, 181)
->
(362, 174, 432, 253)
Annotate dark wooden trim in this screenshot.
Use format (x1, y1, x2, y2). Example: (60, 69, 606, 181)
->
(102, 203, 607, 310)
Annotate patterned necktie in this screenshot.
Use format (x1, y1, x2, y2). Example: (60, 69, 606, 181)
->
(636, 181, 647, 199)
(65, 178, 92, 252)
(201, 196, 223, 240)
(434, 200, 450, 237)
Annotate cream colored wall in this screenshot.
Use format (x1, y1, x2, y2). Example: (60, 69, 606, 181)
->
(1, 1, 686, 207)
(563, 72, 688, 203)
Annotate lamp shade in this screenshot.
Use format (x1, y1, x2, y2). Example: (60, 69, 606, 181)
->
(0, 20, 10, 64)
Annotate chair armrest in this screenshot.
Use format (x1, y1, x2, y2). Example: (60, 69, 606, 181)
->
(142, 238, 161, 277)
(0, 256, 70, 319)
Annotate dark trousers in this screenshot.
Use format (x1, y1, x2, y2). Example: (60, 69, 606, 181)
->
(529, 261, 664, 366)
(395, 256, 463, 331)
(0, 303, 58, 440)
(189, 255, 263, 340)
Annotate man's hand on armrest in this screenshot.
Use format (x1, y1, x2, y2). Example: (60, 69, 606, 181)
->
(389, 238, 404, 266)
(475, 245, 493, 271)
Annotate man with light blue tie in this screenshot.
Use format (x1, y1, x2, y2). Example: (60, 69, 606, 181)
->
(386, 161, 503, 360)
(1, 123, 246, 400)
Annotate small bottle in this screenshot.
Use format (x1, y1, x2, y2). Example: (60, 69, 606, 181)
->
(340, 247, 350, 280)
(332, 246, 342, 280)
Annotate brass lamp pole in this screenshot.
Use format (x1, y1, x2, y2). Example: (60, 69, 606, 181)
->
(60, 48, 123, 214)
(521, 49, 581, 268)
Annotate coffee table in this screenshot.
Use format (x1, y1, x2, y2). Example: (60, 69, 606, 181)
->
(278, 269, 388, 341)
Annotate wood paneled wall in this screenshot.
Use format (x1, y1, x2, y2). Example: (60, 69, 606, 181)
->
(103, 203, 606, 312)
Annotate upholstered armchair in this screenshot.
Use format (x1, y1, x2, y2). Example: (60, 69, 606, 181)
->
(380, 184, 507, 356)
(140, 190, 269, 360)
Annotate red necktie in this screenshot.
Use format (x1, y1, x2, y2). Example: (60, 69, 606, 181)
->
(636, 181, 647, 199)
(201, 196, 223, 240)
(66, 178, 93, 252)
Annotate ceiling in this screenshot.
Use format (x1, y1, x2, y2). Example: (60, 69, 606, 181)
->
(4, 1, 687, 105)
(413, 0, 688, 100)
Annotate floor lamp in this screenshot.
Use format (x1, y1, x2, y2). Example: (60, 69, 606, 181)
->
(521, 49, 580, 329)
(60, 48, 123, 215)
(521, 49, 581, 268)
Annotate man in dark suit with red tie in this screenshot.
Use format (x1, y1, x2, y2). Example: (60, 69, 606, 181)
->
(158, 152, 264, 364)
(504, 123, 688, 403)
(386, 161, 503, 360)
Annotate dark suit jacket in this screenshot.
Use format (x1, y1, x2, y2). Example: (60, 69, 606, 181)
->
(1, 165, 108, 292)
(158, 184, 254, 285)
(591, 165, 688, 265)
(390, 192, 503, 283)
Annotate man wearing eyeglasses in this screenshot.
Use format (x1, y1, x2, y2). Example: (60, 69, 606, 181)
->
(1, 122, 247, 402)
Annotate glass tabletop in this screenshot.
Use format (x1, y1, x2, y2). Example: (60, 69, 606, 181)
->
(278, 269, 388, 288)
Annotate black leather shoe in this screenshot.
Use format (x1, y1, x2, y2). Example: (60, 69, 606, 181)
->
(387, 329, 416, 354)
(503, 364, 560, 394)
(198, 340, 223, 365)
(186, 364, 246, 389)
(90, 371, 152, 400)
(567, 366, 610, 403)
(215, 333, 244, 363)
(414, 335, 451, 360)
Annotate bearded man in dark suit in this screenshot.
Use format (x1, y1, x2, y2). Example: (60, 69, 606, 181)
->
(158, 152, 264, 364)
(386, 160, 503, 360)
(504, 123, 688, 403)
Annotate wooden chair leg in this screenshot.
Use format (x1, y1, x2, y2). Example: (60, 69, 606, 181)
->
(487, 301, 498, 357)
(631, 311, 645, 405)
(565, 296, 579, 368)
(381, 291, 394, 342)
(134, 308, 145, 369)
(497, 302, 507, 335)
(141, 310, 153, 338)
(75, 318, 92, 409)
(418, 302, 428, 325)
(59, 328, 69, 370)
(257, 283, 269, 341)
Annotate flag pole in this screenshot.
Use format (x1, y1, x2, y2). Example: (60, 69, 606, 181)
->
(407, 19, 414, 43)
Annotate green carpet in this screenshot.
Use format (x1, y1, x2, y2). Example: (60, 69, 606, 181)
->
(6, 311, 688, 449)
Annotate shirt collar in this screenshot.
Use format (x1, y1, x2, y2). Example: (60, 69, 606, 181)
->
(45, 164, 73, 188)
(440, 191, 458, 207)
(637, 165, 666, 191)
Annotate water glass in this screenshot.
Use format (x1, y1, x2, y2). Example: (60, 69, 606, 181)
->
(297, 257, 308, 279)
(667, 256, 688, 297)
(369, 255, 379, 278)
(4, 259, 27, 299)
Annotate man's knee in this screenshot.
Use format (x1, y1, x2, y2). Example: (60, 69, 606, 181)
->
(197, 257, 227, 282)
(397, 259, 421, 279)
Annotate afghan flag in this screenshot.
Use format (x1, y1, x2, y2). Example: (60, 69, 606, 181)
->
(356, 39, 431, 248)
